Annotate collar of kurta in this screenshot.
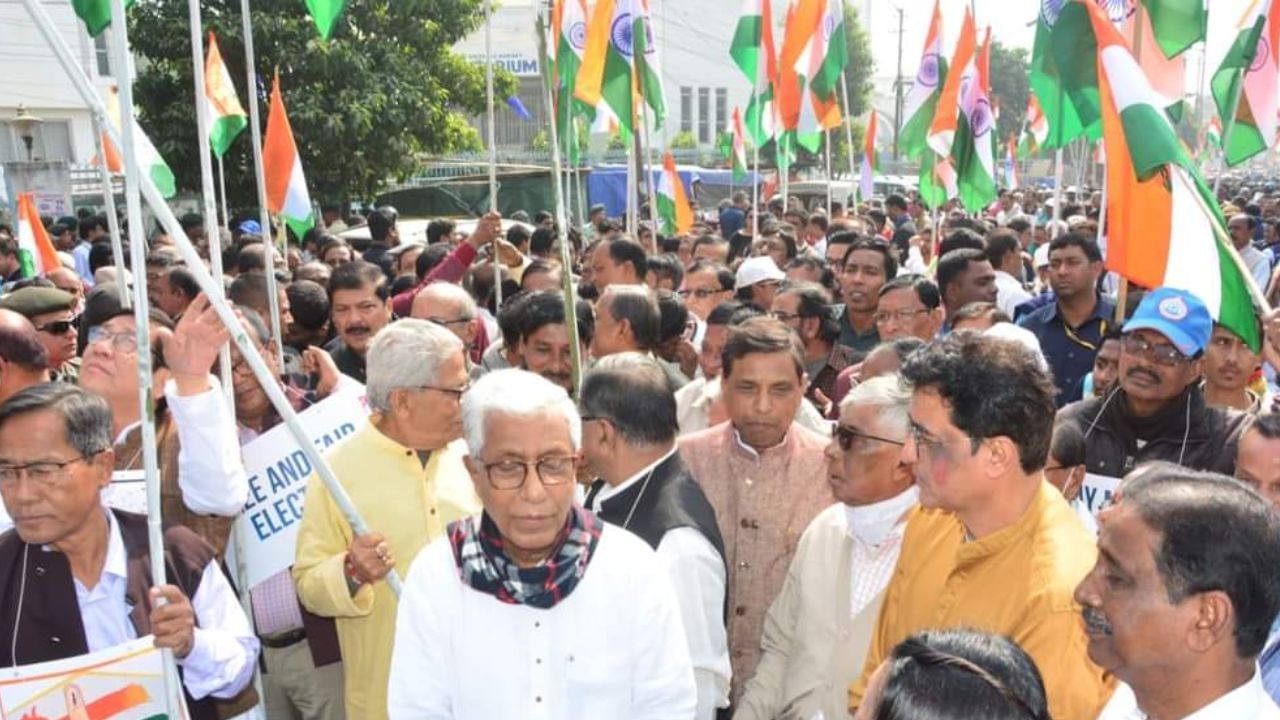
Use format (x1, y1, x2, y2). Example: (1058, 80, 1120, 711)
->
(953, 481, 1054, 567)
(729, 424, 793, 461)
(362, 417, 440, 462)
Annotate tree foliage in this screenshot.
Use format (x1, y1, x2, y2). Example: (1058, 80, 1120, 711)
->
(128, 0, 513, 208)
(989, 40, 1030, 147)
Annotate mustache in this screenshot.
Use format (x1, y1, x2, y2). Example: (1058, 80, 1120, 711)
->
(344, 325, 370, 335)
(1126, 367, 1161, 383)
(1082, 606, 1113, 636)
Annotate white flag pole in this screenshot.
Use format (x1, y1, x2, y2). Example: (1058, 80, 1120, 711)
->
(24, 0, 406, 598)
(240, 0, 287, 370)
(105, 1, 181, 716)
(485, 0, 503, 311)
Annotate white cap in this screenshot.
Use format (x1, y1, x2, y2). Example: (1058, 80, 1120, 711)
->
(735, 256, 786, 290)
(1034, 244, 1051, 269)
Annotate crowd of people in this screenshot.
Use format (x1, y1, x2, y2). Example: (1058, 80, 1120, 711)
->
(2, 182, 1280, 720)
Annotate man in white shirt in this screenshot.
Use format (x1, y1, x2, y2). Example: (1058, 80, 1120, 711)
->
(0, 383, 259, 717)
(737, 374, 917, 720)
(985, 229, 1032, 321)
(1229, 214, 1273, 293)
(1076, 462, 1280, 719)
(388, 369, 696, 719)
(580, 354, 729, 719)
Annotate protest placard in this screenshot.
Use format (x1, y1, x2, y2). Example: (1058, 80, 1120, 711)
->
(1071, 473, 1122, 536)
(0, 636, 186, 719)
(236, 388, 370, 589)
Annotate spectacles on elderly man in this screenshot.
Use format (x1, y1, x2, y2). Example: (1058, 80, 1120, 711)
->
(833, 424, 904, 452)
(0, 451, 105, 489)
(405, 382, 470, 399)
(482, 455, 579, 490)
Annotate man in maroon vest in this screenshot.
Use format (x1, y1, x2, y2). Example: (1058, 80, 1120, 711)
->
(0, 383, 259, 720)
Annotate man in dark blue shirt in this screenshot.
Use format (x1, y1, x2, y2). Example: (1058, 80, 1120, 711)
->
(1019, 232, 1114, 406)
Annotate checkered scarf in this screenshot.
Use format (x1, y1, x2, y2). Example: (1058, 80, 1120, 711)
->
(448, 507, 602, 609)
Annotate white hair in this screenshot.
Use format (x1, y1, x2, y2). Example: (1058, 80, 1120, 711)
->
(412, 281, 477, 320)
(461, 368, 581, 458)
(841, 373, 910, 439)
(365, 319, 464, 412)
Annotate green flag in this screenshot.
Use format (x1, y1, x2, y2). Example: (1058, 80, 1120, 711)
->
(1141, 0, 1207, 59)
(1029, 0, 1100, 149)
(72, 0, 134, 37)
(305, 0, 347, 40)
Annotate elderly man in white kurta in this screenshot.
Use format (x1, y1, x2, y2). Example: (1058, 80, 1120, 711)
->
(387, 369, 696, 719)
(737, 375, 918, 720)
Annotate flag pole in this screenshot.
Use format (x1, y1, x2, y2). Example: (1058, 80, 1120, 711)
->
(91, 114, 129, 308)
(215, 153, 230, 232)
(484, 0, 503, 312)
(839, 76, 858, 184)
(824, 129, 833, 216)
(105, 1, 181, 716)
(639, 92, 660, 248)
(186, 0, 238, 409)
(538, 8, 584, 397)
(627, 138, 638, 236)
(751, 142, 761, 215)
(25, 0, 406, 598)
(240, 0, 286, 370)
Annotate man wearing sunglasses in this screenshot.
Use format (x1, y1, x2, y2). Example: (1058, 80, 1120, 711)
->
(738, 375, 916, 720)
(1057, 288, 1250, 478)
(0, 286, 79, 382)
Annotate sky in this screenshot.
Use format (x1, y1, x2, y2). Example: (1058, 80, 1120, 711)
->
(863, 0, 1257, 97)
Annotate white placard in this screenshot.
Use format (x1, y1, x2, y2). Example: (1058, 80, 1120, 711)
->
(1071, 473, 1122, 535)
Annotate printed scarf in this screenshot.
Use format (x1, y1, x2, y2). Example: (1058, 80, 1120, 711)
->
(448, 507, 602, 609)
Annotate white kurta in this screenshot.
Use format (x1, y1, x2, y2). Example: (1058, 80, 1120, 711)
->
(1097, 674, 1280, 719)
(387, 523, 697, 720)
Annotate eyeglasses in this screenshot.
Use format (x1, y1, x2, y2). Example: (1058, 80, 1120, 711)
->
(769, 310, 803, 323)
(873, 308, 929, 324)
(425, 316, 472, 328)
(0, 452, 101, 489)
(482, 455, 578, 490)
(677, 288, 721, 300)
(907, 422, 978, 458)
(1122, 334, 1187, 367)
(834, 424, 905, 452)
(405, 382, 470, 400)
(87, 325, 139, 353)
(35, 317, 79, 335)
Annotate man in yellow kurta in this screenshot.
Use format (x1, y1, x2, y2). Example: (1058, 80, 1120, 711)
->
(849, 332, 1114, 720)
(294, 320, 480, 720)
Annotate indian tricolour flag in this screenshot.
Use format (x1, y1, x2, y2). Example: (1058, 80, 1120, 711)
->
(730, 0, 778, 147)
(791, 0, 843, 153)
(575, 0, 664, 139)
(899, 0, 945, 160)
(1065, 0, 1260, 350)
(860, 111, 878, 201)
(930, 10, 993, 212)
(100, 85, 177, 199)
(1211, 0, 1279, 167)
(657, 152, 693, 236)
(16, 193, 60, 279)
(204, 32, 247, 158)
(554, 0, 592, 164)
(1021, 92, 1049, 157)
(717, 106, 749, 182)
(263, 73, 313, 239)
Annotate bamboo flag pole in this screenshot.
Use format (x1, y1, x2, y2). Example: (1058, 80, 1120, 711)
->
(24, 0, 406, 598)
(839, 75, 857, 185)
(240, 0, 286, 370)
(537, 9, 584, 397)
(105, 1, 180, 716)
(485, 0, 503, 312)
(215, 154, 230, 234)
(91, 114, 129, 308)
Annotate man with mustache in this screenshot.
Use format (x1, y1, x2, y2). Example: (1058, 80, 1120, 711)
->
(847, 332, 1112, 720)
(509, 290, 593, 394)
(325, 260, 391, 384)
(1077, 462, 1280, 718)
(1057, 288, 1250, 478)
(1202, 324, 1263, 413)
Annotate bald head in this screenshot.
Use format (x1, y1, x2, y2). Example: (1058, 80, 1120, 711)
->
(0, 308, 50, 404)
(410, 282, 478, 347)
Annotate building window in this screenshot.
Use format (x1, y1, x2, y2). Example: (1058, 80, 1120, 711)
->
(715, 88, 727, 134)
(94, 34, 111, 77)
(697, 87, 710, 144)
(0, 120, 74, 164)
(680, 86, 693, 135)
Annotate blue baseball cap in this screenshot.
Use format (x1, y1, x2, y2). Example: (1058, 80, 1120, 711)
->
(1122, 287, 1213, 357)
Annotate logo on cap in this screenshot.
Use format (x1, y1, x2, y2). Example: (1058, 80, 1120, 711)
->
(1158, 296, 1188, 321)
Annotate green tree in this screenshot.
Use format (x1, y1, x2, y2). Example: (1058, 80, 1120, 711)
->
(128, 0, 512, 208)
(989, 40, 1030, 147)
(670, 131, 698, 150)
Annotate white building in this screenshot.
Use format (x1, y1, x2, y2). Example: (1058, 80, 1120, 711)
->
(0, 1, 117, 166)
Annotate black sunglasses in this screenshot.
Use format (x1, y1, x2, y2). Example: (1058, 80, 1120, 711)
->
(36, 318, 78, 335)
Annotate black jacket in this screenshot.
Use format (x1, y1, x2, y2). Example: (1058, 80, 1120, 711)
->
(1057, 386, 1249, 478)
